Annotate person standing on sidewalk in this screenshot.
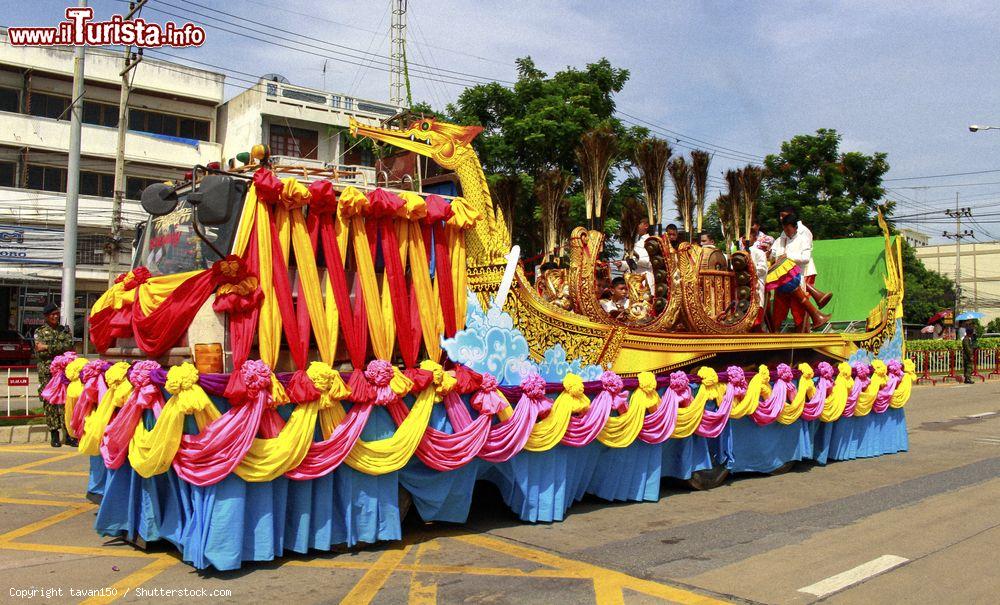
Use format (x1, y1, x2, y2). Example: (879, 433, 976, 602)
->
(35, 303, 75, 447)
(961, 325, 975, 384)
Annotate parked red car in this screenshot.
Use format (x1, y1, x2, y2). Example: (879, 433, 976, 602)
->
(0, 330, 34, 366)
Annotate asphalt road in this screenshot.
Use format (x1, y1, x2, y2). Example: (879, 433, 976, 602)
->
(0, 380, 997, 604)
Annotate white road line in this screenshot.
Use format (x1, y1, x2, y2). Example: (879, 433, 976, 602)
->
(798, 555, 909, 598)
(967, 412, 997, 419)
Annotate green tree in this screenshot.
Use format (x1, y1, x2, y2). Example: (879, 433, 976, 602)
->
(759, 129, 892, 239)
(444, 57, 646, 254)
(899, 241, 956, 325)
(985, 317, 1000, 334)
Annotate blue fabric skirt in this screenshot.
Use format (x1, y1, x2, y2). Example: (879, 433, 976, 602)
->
(92, 399, 908, 570)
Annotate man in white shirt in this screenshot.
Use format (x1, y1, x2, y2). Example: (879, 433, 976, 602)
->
(775, 206, 831, 308)
(770, 213, 830, 331)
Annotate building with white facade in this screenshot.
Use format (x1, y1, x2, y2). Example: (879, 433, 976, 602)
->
(218, 77, 398, 181)
(899, 227, 930, 248)
(916, 240, 1000, 324)
(0, 28, 224, 345)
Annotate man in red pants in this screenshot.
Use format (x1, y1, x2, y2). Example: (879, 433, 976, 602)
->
(770, 213, 830, 331)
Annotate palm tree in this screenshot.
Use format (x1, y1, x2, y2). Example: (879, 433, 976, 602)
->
(534, 168, 573, 261)
(668, 157, 694, 237)
(632, 137, 672, 227)
(690, 150, 711, 234)
(576, 127, 618, 231)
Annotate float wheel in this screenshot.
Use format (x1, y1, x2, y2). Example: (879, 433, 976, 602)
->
(686, 464, 730, 490)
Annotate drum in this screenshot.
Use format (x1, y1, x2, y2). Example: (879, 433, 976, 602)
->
(766, 258, 801, 294)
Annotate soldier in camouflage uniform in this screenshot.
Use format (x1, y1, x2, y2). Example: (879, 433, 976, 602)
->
(35, 303, 75, 447)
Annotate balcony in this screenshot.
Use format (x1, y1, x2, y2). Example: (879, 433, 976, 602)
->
(0, 111, 222, 168)
(260, 80, 399, 125)
(0, 186, 145, 229)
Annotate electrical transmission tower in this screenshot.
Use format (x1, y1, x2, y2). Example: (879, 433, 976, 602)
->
(943, 195, 973, 322)
(389, 0, 411, 108)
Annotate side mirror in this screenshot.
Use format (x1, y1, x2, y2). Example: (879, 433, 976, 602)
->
(187, 175, 246, 225)
(140, 183, 179, 216)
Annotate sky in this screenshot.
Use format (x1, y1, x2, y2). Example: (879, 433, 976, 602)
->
(8, 0, 1000, 243)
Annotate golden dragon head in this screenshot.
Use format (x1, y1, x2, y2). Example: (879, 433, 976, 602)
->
(349, 117, 483, 171)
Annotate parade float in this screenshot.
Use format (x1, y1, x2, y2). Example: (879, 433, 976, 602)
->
(46, 117, 913, 571)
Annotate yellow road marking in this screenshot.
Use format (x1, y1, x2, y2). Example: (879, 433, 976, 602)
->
(456, 534, 732, 605)
(0, 504, 94, 542)
(593, 578, 626, 605)
(0, 451, 77, 475)
(0, 496, 80, 507)
(339, 545, 412, 605)
(408, 541, 438, 605)
(26, 489, 88, 499)
(6, 469, 88, 477)
(79, 555, 179, 605)
(0, 447, 64, 454)
(0, 541, 155, 559)
(291, 560, 584, 578)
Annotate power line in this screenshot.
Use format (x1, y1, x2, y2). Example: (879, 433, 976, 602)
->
(617, 110, 764, 163)
(885, 168, 1000, 181)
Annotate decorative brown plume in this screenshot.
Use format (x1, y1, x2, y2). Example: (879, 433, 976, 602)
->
(668, 157, 694, 236)
(722, 169, 743, 248)
(534, 169, 573, 261)
(490, 174, 521, 241)
(576, 127, 619, 230)
(632, 137, 672, 226)
(738, 165, 763, 239)
(690, 150, 711, 233)
(619, 196, 646, 260)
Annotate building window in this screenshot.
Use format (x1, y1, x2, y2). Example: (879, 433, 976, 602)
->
(26, 165, 66, 192)
(126, 176, 162, 200)
(82, 101, 119, 127)
(0, 162, 15, 187)
(80, 171, 115, 198)
(330, 95, 341, 109)
(27, 92, 69, 120)
(129, 109, 210, 141)
(269, 125, 318, 159)
(0, 87, 18, 113)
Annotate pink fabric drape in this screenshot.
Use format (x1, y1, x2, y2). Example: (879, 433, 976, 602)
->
(697, 367, 745, 437)
(842, 363, 871, 418)
(467, 374, 550, 463)
(101, 361, 163, 469)
(41, 352, 77, 405)
(389, 392, 494, 471)
(70, 360, 110, 437)
(172, 361, 270, 486)
(752, 364, 795, 425)
(801, 362, 835, 421)
(872, 361, 902, 413)
(561, 372, 626, 447)
(639, 372, 686, 444)
(283, 404, 372, 480)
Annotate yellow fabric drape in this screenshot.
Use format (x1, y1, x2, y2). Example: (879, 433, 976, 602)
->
(854, 361, 887, 417)
(339, 187, 391, 360)
(234, 403, 319, 482)
(136, 271, 204, 316)
(231, 184, 260, 257)
(255, 193, 280, 367)
(820, 363, 854, 422)
(288, 205, 332, 362)
(672, 368, 720, 439)
(62, 358, 89, 437)
(730, 366, 770, 419)
(524, 374, 588, 452)
(79, 362, 132, 455)
(778, 363, 815, 425)
(129, 363, 212, 478)
(398, 192, 442, 361)
(890, 360, 915, 408)
(343, 385, 435, 475)
(597, 372, 659, 448)
(446, 196, 480, 332)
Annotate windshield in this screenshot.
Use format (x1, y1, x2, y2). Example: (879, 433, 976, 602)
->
(135, 200, 239, 276)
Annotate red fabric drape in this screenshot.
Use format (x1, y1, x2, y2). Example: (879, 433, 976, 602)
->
(425, 195, 456, 337)
(131, 270, 217, 359)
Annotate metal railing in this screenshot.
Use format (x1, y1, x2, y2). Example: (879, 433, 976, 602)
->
(907, 348, 1000, 385)
(0, 365, 37, 417)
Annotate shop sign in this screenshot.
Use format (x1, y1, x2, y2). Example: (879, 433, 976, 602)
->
(0, 225, 64, 265)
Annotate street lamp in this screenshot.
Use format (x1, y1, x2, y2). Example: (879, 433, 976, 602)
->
(969, 124, 1000, 132)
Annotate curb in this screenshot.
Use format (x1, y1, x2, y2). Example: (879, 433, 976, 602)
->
(7, 424, 49, 445)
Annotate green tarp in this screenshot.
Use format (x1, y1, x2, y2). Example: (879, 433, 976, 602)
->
(812, 236, 893, 323)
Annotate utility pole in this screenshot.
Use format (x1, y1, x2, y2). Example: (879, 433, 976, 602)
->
(61, 0, 87, 334)
(389, 0, 409, 108)
(108, 0, 145, 287)
(943, 192, 972, 337)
